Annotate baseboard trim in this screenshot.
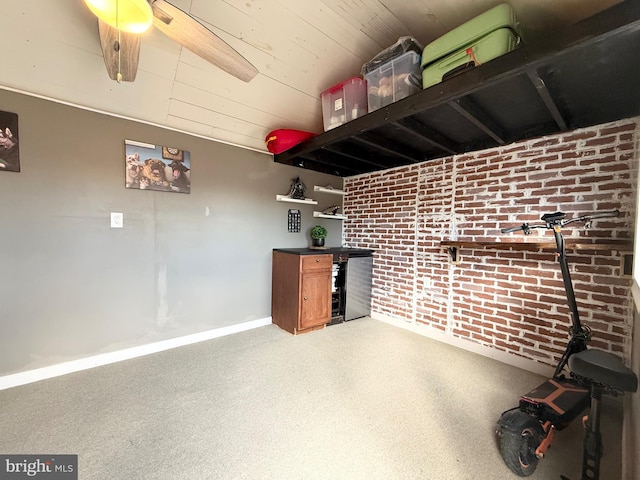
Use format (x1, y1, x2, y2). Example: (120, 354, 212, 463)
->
(372, 313, 555, 377)
(0, 317, 273, 391)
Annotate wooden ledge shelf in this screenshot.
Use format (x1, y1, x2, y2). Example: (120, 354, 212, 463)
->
(313, 211, 347, 220)
(440, 240, 633, 262)
(276, 195, 318, 205)
(313, 185, 345, 195)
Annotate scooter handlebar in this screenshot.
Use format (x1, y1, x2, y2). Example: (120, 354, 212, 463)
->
(562, 209, 620, 225)
(584, 209, 619, 220)
(501, 210, 620, 234)
(501, 224, 527, 234)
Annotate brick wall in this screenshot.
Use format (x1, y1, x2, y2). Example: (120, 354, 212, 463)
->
(344, 118, 638, 368)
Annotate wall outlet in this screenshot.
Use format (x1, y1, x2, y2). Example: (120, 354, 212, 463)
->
(110, 212, 123, 228)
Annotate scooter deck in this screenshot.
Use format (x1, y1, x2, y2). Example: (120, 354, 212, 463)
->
(519, 377, 590, 425)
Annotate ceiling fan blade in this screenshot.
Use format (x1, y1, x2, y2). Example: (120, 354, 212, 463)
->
(149, 0, 258, 82)
(98, 19, 141, 82)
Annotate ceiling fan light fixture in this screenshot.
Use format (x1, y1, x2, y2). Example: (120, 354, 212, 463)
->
(84, 0, 153, 34)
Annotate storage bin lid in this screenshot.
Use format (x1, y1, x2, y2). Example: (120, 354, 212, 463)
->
(320, 76, 365, 97)
(363, 50, 421, 78)
(361, 36, 423, 75)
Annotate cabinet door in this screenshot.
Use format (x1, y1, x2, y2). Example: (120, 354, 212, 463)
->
(300, 270, 331, 329)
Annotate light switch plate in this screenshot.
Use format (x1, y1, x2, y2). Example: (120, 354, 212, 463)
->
(111, 212, 123, 228)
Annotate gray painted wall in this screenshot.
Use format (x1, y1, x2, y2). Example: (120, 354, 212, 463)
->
(0, 89, 341, 377)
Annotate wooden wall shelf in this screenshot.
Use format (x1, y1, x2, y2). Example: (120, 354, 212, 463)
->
(314, 185, 345, 195)
(313, 211, 347, 220)
(441, 240, 633, 251)
(440, 240, 633, 262)
(276, 195, 318, 205)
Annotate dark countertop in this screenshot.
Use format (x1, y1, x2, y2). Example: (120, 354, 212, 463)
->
(273, 247, 374, 258)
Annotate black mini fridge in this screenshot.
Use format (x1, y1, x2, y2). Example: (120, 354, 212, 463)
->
(329, 250, 373, 324)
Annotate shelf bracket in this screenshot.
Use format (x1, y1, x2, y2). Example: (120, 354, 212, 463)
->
(448, 98, 508, 144)
(394, 118, 458, 155)
(322, 145, 389, 169)
(527, 70, 568, 130)
(351, 133, 422, 163)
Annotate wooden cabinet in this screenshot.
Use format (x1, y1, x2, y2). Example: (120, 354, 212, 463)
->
(272, 251, 332, 334)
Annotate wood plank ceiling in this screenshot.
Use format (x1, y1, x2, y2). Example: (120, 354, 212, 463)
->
(0, 0, 621, 154)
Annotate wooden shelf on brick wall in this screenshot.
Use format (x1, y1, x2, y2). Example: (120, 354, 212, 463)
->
(441, 240, 633, 262)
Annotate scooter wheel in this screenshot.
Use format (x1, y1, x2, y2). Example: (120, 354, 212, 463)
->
(498, 412, 544, 477)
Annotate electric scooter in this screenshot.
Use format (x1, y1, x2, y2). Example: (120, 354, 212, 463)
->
(495, 210, 638, 479)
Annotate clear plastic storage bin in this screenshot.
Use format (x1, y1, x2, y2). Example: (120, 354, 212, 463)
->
(321, 77, 368, 131)
(364, 51, 422, 112)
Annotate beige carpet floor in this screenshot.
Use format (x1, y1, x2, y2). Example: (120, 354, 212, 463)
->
(0, 317, 623, 479)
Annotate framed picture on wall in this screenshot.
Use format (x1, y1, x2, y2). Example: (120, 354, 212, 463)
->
(0, 110, 20, 172)
(125, 139, 191, 193)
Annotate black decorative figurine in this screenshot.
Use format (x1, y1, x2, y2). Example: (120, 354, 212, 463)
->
(288, 176, 306, 200)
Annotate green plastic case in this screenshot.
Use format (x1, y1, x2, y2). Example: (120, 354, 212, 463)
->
(422, 28, 519, 89)
(421, 3, 520, 89)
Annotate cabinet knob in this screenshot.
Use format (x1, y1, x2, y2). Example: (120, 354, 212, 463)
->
(316, 258, 320, 262)
(303, 296, 308, 300)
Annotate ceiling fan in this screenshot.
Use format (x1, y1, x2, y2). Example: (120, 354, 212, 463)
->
(85, 0, 258, 83)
